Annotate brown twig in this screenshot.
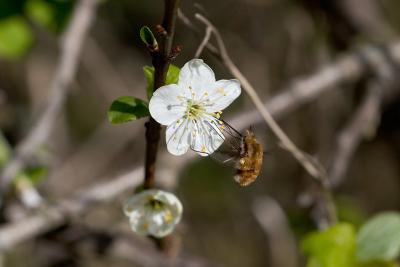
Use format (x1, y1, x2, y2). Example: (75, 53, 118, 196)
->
(0, 167, 143, 250)
(337, 0, 397, 41)
(329, 82, 382, 187)
(194, 26, 212, 58)
(0, 0, 99, 197)
(143, 0, 181, 190)
(329, 46, 396, 187)
(193, 12, 338, 226)
(194, 14, 327, 183)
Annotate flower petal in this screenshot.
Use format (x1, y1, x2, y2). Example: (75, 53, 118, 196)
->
(204, 79, 241, 113)
(127, 207, 149, 235)
(178, 59, 215, 99)
(123, 192, 147, 217)
(166, 118, 192, 156)
(147, 210, 175, 237)
(190, 115, 225, 156)
(156, 191, 183, 215)
(149, 84, 186, 125)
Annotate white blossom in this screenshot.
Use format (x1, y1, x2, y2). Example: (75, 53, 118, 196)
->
(149, 59, 241, 156)
(123, 189, 183, 238)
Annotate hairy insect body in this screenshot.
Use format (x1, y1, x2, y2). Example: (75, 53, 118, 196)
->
(234, 130, 263, 186)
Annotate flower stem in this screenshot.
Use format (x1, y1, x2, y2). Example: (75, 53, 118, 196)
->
(143, 0, 181, 190)
(143, 0, 181, 255)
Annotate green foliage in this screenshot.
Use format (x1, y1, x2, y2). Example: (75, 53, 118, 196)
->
(108, 96, 149, 124)
(0, 16, 33, 59)
(165, 64, 180, 86)
(143, 66, 154, 99)
(302, 223, 356, 267)
(358, 260, 398, 267)
(140, 26, 157, 48)
(144, 64, 180, 99)
(0, 0, 74, 60)
(336, 196, 366, 228)
(26, 0, 75, 32)
(26, 0, 54, 29)
(356, 212, 400, 262)
(14, 166, 48, 186)
(0, 133, 11, 167)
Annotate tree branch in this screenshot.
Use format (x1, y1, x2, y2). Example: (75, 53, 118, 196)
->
(143, 0, 181, 190)
(194, 13, 330, 190)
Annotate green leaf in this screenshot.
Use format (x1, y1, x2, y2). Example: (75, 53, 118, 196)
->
(0, 133, 11, 167)
(25, 0, 75, 33)
(108, 96, 149, 124)
(14, 166, 48, 186)
(356, 212, 400, 262)
(336, 196, 367, 228)
(25, 0, 54, 29)
(144, 64, 180, 99)
(0, 16, 33, 59)
(302, 223, 356, 267)
(166, 64, 180, 85)
(140, 26, 157, 48)
(143, 66, 154, 100)
(358, 260, 398, 267)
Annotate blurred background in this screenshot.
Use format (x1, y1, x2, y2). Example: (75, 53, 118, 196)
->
(0, 0, 400, 266)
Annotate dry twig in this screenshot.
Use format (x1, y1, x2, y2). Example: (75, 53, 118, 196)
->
(329, 46, 396, 187)
(194, 26, 212, 58)
(194, 14, 328, 186)
(143, 0, 181, 190)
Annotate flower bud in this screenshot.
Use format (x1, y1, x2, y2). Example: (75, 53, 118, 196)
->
(123, 189, 183, 238)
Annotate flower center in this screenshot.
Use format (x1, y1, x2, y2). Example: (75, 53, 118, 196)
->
(186, 100, 205, 119)
(147, 198, 164, 210)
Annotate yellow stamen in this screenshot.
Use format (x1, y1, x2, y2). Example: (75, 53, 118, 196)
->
(164, 210, 173, 223)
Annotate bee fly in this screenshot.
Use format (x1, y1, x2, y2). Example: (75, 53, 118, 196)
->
(233, 129, 264, 186)
(204, 119, 264, 186)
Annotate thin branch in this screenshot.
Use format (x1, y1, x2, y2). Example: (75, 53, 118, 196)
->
(329, 46, 396, 187)
(0, 167, 143, 250)
(329, 82, 382, 187)
(338, 0, 397, 41)
(0, 0, 99, 195)
(194, 14, 326, 182)
(194, 26, 212, 58)
(140, 1, 182, 254)
(143, 0, 181, 190)
(178, 10, 220, 57)
(228, 51, 363, 130)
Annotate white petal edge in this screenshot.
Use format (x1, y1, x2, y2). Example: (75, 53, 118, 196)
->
(149, 84, 187, 125)
(178, 59, 216, 99)
(166, 118, 192, 156)
(204, 79, 241, 113)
